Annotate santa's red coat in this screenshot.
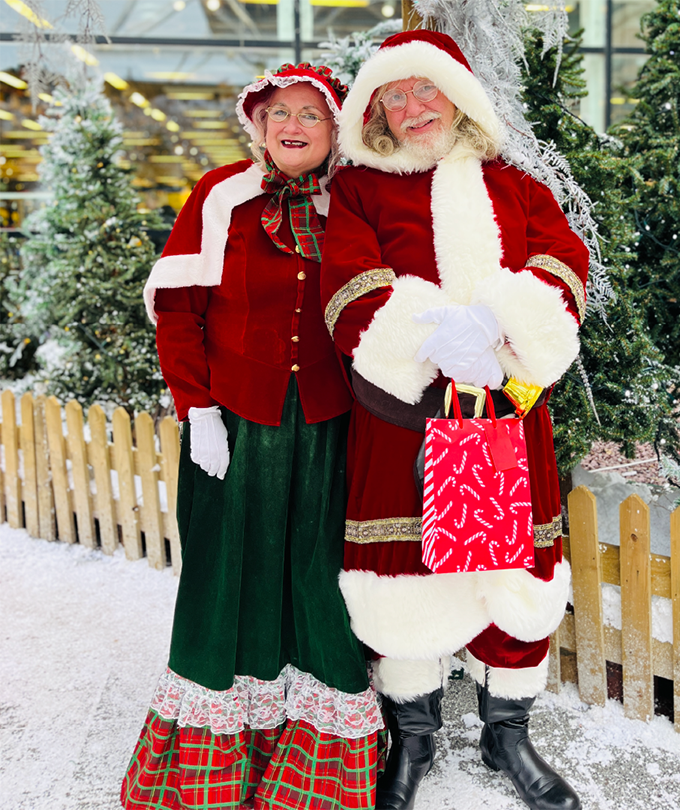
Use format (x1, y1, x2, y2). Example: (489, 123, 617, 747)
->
(320, 157, 589, 679)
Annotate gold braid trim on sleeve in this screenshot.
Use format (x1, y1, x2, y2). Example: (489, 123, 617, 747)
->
(525, 255, 586, 323)
(324, 268, 396, 336)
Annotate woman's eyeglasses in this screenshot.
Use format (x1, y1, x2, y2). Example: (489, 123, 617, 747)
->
(380, 81, 439, 112)
(265, 107, 332, 128)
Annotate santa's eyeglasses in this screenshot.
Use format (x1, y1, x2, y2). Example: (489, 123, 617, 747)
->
(380, 81, 439, 112)
(265, 107, 331, 128)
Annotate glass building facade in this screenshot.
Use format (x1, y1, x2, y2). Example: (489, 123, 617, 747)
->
(572, 0, 655, 132)
(0, 0, 656, 224)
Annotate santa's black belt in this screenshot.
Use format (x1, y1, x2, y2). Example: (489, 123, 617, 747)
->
(351, 369, 547, 433)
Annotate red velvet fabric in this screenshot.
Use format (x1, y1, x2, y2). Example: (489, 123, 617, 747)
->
(320, 161, 590, 361)
(321, 159, 586, 587)
(466, 624, 550, 670)
(379, 30, 474, 72)
(154, 166, 352, 425)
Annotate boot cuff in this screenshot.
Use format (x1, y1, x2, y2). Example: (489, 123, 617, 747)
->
(467, 650, 549, 701)
(373, 657, 450, 703)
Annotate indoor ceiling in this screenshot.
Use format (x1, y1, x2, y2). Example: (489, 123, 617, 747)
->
(0, 0, 399, 223)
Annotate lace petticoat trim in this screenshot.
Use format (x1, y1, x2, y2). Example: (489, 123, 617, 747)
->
(150, 663, 383, 739)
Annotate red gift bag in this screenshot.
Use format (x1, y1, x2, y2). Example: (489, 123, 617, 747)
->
(421, 383, 534, 573)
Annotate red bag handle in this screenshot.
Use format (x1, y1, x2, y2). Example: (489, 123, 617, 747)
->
(484, 385, 497, 427)
(448, 380, 464, 428)
(446, 381, 497, 428)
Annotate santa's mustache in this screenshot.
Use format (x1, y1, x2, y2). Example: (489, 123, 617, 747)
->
(401, 111, 442, 132)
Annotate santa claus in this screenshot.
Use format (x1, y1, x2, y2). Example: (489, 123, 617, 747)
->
(320, 29, 587, 810)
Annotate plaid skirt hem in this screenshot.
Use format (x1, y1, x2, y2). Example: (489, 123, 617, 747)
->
(121, 710, 380, 810)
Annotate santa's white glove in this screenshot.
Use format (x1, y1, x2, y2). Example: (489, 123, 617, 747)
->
(188, 406, 230, 480)
(413, 304, 505, 389)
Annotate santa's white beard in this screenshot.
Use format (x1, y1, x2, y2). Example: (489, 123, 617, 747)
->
(398, 115, 458, 166)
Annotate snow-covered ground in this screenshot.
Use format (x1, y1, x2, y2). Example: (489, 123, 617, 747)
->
(2, 525, 680, 810)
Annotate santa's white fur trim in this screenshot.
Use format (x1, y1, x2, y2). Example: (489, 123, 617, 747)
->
(338, 561, 571, 660)
(466, 650, 550, 700)
(351, 274, 448, 404)
(373, 657, 451, 702)
(339, 40, 502, 173)
(430, 147, 503, 303)
(339, 570, 487, 660)
(351, 149, 578, 402)
(476, 560, 571, 643)
(472, 268, 580, 387)
(143, 164, 330, 323)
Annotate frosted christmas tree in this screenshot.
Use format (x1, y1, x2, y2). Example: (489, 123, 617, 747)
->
(21, 80, 164, 414)
(0, 232, 39, 379)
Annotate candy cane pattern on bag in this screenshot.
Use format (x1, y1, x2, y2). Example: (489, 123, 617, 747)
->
(422, 415, 534, 573)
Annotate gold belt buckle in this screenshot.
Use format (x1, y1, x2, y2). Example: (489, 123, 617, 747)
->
(503, 377, 543, 418)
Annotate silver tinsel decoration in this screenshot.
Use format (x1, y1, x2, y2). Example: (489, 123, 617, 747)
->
(319, 20, 402, 87)
(11, 0, 109, 100)
(414, 0, 613, 318)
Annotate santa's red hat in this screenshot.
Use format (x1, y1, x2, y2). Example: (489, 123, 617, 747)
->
(338, 29, 502, 172)
(236, 62, 348, 142)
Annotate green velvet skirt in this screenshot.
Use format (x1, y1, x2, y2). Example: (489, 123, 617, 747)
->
(167, 379, 370, 697)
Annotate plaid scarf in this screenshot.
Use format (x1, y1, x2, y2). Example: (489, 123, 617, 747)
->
(260, 153, 325, 263)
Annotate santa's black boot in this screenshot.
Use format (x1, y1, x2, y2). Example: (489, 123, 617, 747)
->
(376, 688, 443, 810)
(477, 680, 581, 810)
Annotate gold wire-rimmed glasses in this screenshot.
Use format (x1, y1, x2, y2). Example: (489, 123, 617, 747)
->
(265, 107, 332, 128)
(380, 81, 439, 112)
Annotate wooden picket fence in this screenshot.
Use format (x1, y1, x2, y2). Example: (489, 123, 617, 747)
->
(548, 485, 680, 732)
(3, 387, 680, 729)
(0, 388, 182, 574)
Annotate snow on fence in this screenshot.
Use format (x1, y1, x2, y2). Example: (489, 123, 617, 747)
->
(548, 485, 680, 732)
(0, 388, 182, 575)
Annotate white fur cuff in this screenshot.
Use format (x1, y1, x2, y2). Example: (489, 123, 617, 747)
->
(373, 657, 451, 702)
(472, 268, 580, 387)
(339, 561, 571, 661)
(351, 275, 449, 404)
(466, 649, 549, 699)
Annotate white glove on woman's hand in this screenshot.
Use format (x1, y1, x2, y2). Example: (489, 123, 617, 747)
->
(188, 406, 230, 479)
(413, 304, 505, 388)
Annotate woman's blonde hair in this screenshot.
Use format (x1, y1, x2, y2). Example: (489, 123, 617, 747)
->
(249, 85, 342, 178)
(362, 85, 500, 161)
